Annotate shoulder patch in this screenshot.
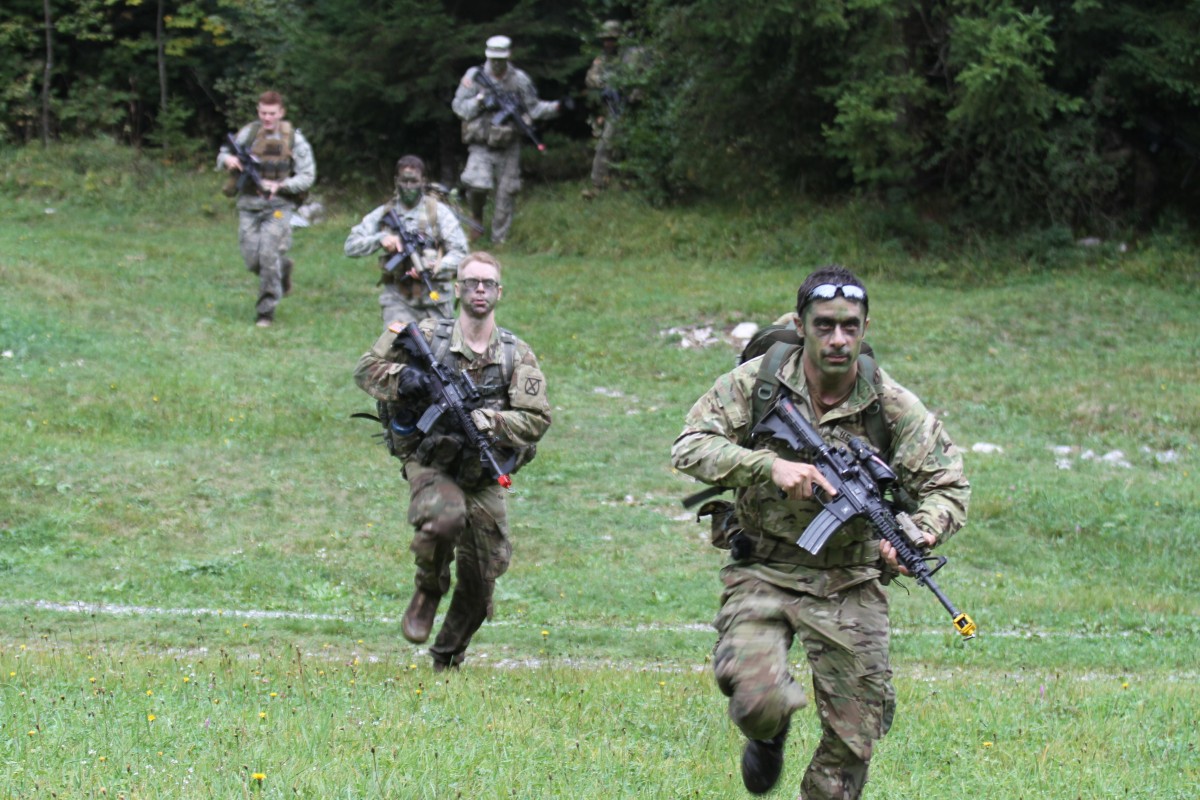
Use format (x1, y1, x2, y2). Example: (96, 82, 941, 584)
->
(387, 321, 404, 334)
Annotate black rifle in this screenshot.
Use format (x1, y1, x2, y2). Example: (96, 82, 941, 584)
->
(224, 132, 265, 194)
(600, 87, 625, 120)
(752, 392, 977, 640)
(397, 323, 516, 489)
(381, 208, 442, 304)
(471, 67, 547, 152)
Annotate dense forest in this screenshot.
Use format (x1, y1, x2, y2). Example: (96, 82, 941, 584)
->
(3, 0, 1199, 229)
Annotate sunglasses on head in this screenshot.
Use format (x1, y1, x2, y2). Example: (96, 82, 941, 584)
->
(806, 283, 866, 303)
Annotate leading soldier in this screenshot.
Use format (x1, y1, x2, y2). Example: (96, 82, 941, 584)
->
(671, 265, 970, 798)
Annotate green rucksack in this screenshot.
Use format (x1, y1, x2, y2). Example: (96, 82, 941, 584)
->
(739, 320, 890, 460)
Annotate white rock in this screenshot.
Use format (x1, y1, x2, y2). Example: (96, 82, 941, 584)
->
(730, 322, 759, 340)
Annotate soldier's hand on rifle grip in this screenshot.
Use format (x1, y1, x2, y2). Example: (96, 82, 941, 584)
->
(395, 365, 430, 400)
(770, 458, 837, 501)
(224, 154, 243, 172)
(380, 233, 402, 253)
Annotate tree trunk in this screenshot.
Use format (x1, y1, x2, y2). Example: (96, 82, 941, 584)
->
(157, 0, 167, 112)
(41, 0, 53, 146)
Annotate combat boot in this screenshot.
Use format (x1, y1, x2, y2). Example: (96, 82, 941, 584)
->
(741, 722, 789, 794)
(401, 588, 441, 644)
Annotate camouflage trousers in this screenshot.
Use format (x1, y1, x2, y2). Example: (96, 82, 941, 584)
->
(590, 117, 618, 189)
(236, 203, 293, 318)
(712, 568, 895, 800)
(460, 142, 521, 243)
(379, 282, 453, 327)
(403, 460, 512, 667)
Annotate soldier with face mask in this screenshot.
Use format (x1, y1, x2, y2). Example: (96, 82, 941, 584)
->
(344, 155, 469, 326)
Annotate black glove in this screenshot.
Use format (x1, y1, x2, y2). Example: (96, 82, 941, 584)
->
(396, 366, 430, 399)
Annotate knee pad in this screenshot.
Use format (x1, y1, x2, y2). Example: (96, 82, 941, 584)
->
(724, 681, 801, 743)
(419, 511, 467, 541)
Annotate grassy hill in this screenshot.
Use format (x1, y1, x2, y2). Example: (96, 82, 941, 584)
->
(1, 141, 1196, 798)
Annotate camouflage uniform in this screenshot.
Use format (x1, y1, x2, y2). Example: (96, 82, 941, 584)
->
(585, 28, 642, 191)
(671, 348, 969, 800)
(354, 317, 551, 667)
(344, 195, 468, 326)
(217, 121, 316, 322)
(451, 60, 558, 243)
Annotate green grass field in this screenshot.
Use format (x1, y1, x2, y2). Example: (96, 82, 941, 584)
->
(1, 142, 1197, 798)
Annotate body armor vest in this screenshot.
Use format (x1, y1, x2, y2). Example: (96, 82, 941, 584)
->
(250, 120, 294, 183)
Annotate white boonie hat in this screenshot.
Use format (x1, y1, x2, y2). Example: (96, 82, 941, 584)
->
(485, 35, 512, 59)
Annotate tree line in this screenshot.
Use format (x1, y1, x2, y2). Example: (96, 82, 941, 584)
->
(3, 0, 1198, 229)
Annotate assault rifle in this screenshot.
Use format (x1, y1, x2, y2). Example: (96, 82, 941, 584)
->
(397, 323, 516, 489)
(600, 87, 625, 120)
(752, 392, 977, 640)
(471, 67, 546, 152)
(381, 209, 441, 304)
(224, 133, 265, 194)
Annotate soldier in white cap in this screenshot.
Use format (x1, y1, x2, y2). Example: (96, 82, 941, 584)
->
(452, 35, 560, 244)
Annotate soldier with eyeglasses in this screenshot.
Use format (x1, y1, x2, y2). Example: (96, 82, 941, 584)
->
(671, 265, 970, 799)
(354, 251, 551, 672)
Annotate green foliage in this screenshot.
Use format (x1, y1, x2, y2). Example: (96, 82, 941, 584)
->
(2, 0, 1198, 230)
(622, 0, 837, 199)
(285, 0, 592, 182)
(625, 0, 1200, 228)
(145, 101, 210, 164)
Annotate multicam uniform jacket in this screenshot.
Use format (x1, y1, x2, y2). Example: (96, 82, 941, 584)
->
(672, 348, 969, 595)
(354, 317, 551, 485)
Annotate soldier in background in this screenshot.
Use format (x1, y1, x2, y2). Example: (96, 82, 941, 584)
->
(451, 35, 561, 244)
(218, 90, 316, 328)
(671, 265, 970, 799)
(344, 155, 468, 326)
(583, 20, 637, 199)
